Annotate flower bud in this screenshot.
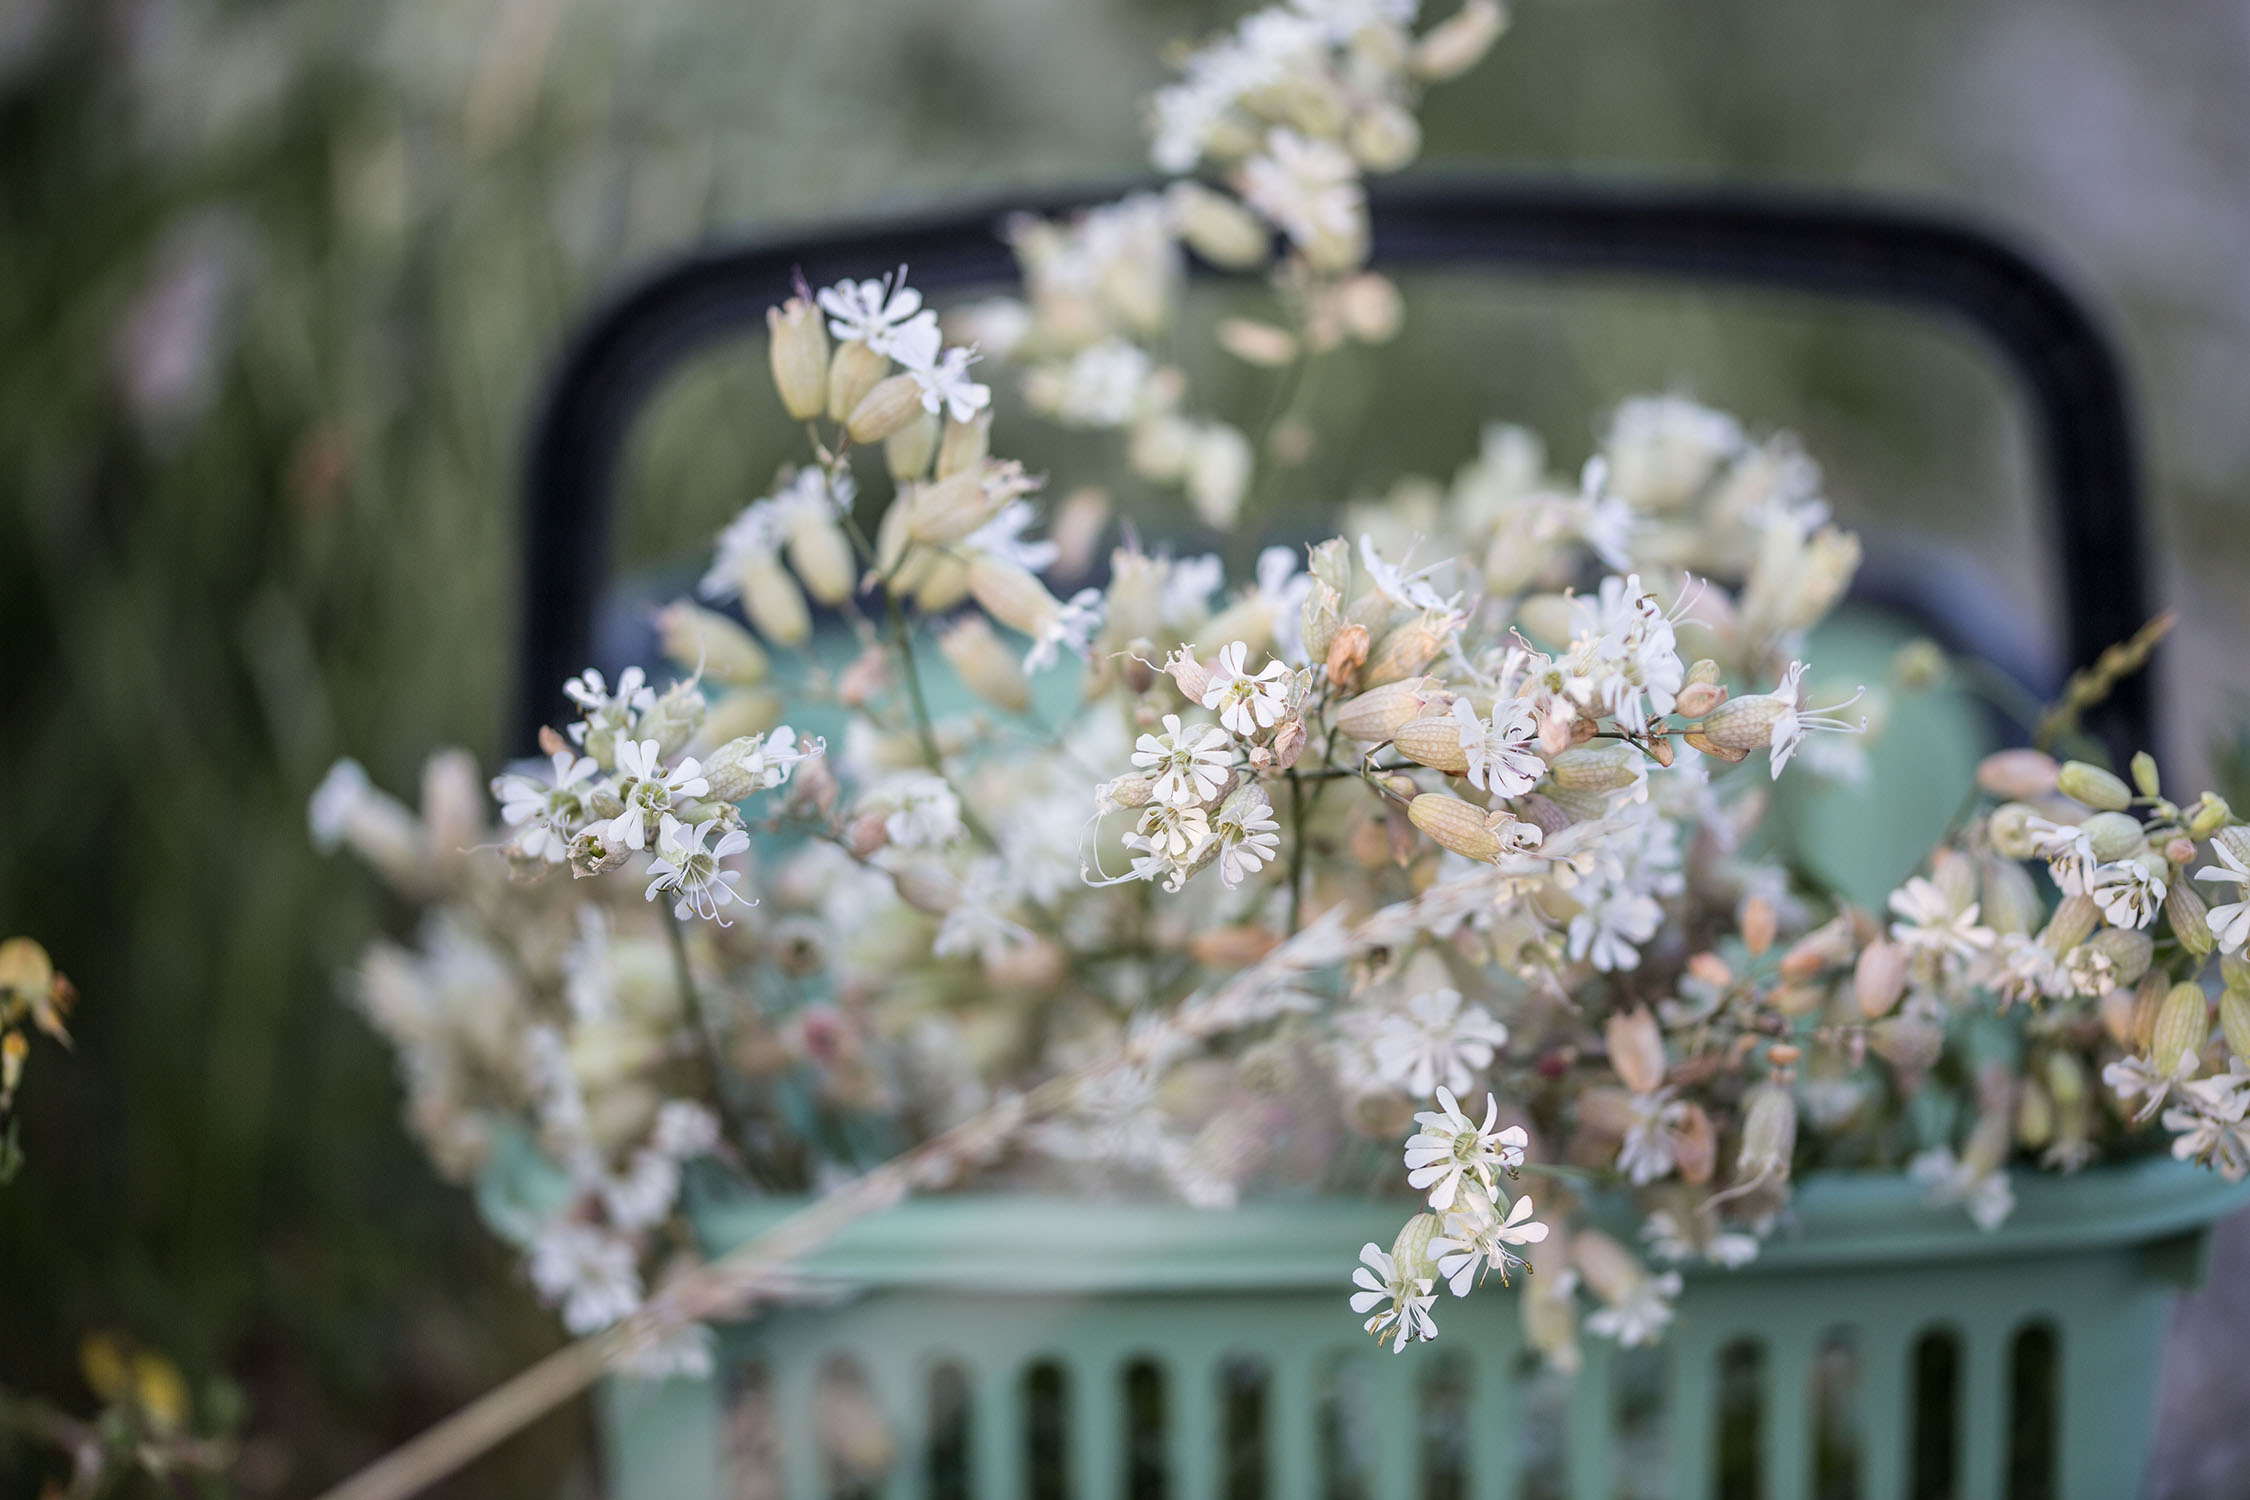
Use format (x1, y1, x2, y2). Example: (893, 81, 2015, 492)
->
(2039, 893, 2099, 956)
(786, 508, 857, 605)
(1741, 896, 1778, 957)
(1168, 181, 1270, 269)
(656, 601, 770, 686)
(1218, 317, 1298, 368)
(1570, 1229, 1645, 1305)
(2087, 927, 2152, 988)
(1977, 857, 2042, 936)
(1326, 620, 1371, 689)
(1337, 274, 1404, 344)
(885, 411, 939, 483)
(1272, 716, 1308, 770)
(2221, 987, 2250, 1063)
(1097, 773, 1155, 813)
(1976, 748, 2059, 801)
(1672, 680, 1728, 717)
(768, 298, 830, 421)
(2152, 982, 2209, 1078)
(1547, 743, 1638, 793)
(1687, 692, 1787, 755)
(1604, 1007, 1666, 1095)
(2130, 971, 2170, 1052)
(2077, 810, 2143, 863)
(1409, 793, 1504, 862)
(2190, 796, 2235, 840)
(1392, 1212, 1443, 1283)
(2131, 751, 2162, 799)
(1737, 1084, 1797, 1181)
(1414, 0, 1507, 80)
(1362, 615, 1449, 687)
(939, 614, 1031, 713)
(1673, 1103, 1716, 1184)
(1988, 801, 2038, 859)
(1301, 578, 1343, 664)
(846, 373, 925, 444)
(1337, 677, 1445, 741)
(1871, 1013, 1943, 1074)
(936, 411, 992, 480)
(738, 553, 813, 647)
(826, 339, 889, 424)
(1348, 101, 1421, 171)
(907, 469, 1003, 545)
(1393, 714, 1470, 774)
(2167, 878, 2216, 957)
(2058, 760, 2132, 812)
(966, 556, 1061, 640)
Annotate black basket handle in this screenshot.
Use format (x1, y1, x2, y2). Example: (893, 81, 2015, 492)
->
(515, 177, 2149, 759)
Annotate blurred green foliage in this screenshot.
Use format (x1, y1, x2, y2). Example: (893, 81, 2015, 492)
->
(2, 0, 2245, 1493)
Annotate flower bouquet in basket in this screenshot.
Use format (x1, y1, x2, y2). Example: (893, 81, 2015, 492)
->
(313, 0, 2249, 1442)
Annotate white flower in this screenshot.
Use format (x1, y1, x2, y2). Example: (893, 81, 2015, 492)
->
(2026, 816, 2098, 896)
(644, 814, 751, 923)
(732, 726, 816, 793)
(1640, 1209, 1758, 1268)
(962, 500, 1060, 575)
(607, 739, 710, 852)
(933, 859, 1036, 963)
(1240, 129, 1365, 263)
(652, 1100, 720, 1158)
(1886, 876, 1994, 967)
(1024, 588, 1104, 672)
(1584, 1270, 1682, 1347)
(1349, 1243, 1438, 1353)
(1908, 1146, 2015, 1231)
(1369, 988, 1508, 1096)
(2195, 840, 2250, 954)
(1201, 640, 1291, 736)
(600, 1148, 681, 1231)
(1431, 1187, 1548, 1295)
(562, 666, 656, 746)
(2161, 1067, 2250, 1181)
(1452, 696, 1543, 796)
(493, 749, 600, 863)
(1356, 532, 1457, 612)
(1042, 339, 1152, 428)
(872, 773, 964, 849)
(2090, 859, 2166, 930)
(2103, 1050, 2200, 1124)
(308, 758, 371, 851)
(1764, 661, 1867, 779)
(618, 1325, 717, 1382)
(816, 265, 940, 362)
(910, 344, 992, 422)
(1567, 886, 1662, 972)
(1136, 802, 1211, 862)
(1403, 1087, 1527, 1210)
(1133, 713, 1235, 807)
(527, 1222, 642, 1335)
(1616, 1088, 1688, 1186)
(1212, 790, 1281, 888)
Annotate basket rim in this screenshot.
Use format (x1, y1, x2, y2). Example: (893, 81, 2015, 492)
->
(686, 1155, 2250, 1294)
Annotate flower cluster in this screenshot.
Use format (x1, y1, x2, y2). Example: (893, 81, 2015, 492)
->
(0, 935, 75, 1184)
(309, 1, 2248, 1383)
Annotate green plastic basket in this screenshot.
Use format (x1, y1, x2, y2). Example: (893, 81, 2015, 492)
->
(600, 1159, 2246, 1500)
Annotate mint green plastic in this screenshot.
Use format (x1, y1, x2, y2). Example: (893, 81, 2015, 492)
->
(602, 1159, 2247, 1499)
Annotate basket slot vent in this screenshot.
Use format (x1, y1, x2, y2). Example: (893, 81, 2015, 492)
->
(1810, 1327, 1862, 1500)
(1219, 1355, 1269, 1500)
(725, 1358, 775, 1500)
(1610, 1343, 1669, 1500)
(1123, 1357, 1169, 1500)
(2004, 1322, 2059, 1500)
(1023, 1358, 1072, 1500)
(1318, 1350, 1376, 1500)
(1909, 1327, 1962, 1500)
(926, 1360, 972, 1500)
(1417, 1352, 1473, 1500)
(1714, 1337, 1766, 1500)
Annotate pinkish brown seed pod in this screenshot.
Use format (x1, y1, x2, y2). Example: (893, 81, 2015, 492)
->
(1741, 896, 1778, 957)
(1325, 621, 1371, 690)
(1604, 1007, 1667, 1095)
(1854, 938, 1908, 1019)
(1272, 717, 1308, 770)
(1672, 1104, 1716, 1184)
(1976, 748, 2061, 801)
(1672, 680, 1728, 718)
(1164, 647, 1212, 706)
(826, 339, 889, 424)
